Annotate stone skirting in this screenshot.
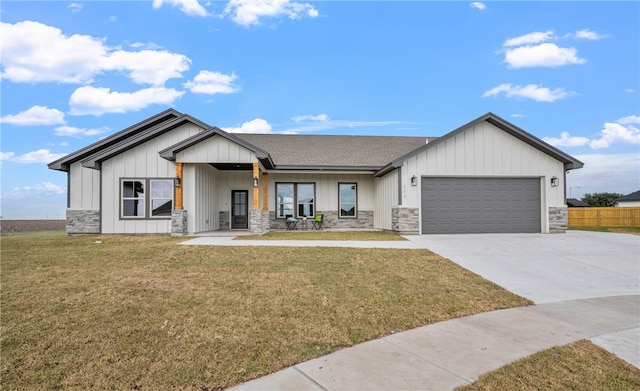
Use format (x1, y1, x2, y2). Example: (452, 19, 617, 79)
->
(250, 209, 270, 235)
(268, 210, 374, 230)
(219, 211, 229, 230)
(66, 209, 100, 234)
(392, 207, 420, 235)
(171, 209, 188, 236)
(549, 206, 568, 233)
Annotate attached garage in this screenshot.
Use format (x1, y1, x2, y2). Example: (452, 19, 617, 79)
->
(421, 177, 541, 234)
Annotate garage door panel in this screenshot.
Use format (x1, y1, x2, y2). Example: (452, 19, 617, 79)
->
(421, 177, 541, 234)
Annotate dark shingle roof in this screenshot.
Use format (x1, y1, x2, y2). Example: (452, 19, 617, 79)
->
(235, 134, 433, 169)
(616, 190, 640, 202)
(567, 198, 588, 207)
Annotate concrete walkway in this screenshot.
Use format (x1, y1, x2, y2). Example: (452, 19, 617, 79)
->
(180, 231, 640, 390)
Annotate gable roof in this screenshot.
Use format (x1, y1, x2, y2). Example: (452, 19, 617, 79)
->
(159, 127, 275, 169)
(616, 190, 640, 202)
(375, 112, 584, 176)
(48, 109, 182, 172)
(235, 134, 432, 170)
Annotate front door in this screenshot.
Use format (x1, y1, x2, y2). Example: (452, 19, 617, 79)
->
(231, 190, 248, 229)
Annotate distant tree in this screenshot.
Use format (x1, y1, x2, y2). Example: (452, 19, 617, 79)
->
(581, 192, 623, 207)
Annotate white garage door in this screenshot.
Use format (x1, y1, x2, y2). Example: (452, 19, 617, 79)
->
(421, 177, 541, 234)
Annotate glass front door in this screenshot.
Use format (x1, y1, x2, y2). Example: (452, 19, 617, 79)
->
(231, 190, 248, 229)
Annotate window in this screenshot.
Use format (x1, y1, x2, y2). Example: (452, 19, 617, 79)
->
(339, 183, 357, 218)
(276, 183, 315, 218)
(150, 180, 173, 217)
(122, 180, 145, 217)
(121, 179, 173, 219)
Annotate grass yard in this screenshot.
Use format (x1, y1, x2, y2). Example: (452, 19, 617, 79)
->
(1, 233, 530, 390)
(234, 230, 407, 241)
(457, 340, 640, 391)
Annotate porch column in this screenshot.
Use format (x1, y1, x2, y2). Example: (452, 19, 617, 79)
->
(252, 162, 259, 210)
(262, 172, 268, 211)
(175, 162, 183, 210)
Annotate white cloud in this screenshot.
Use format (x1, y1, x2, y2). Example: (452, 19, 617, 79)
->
(589, 122, 640, 149)
(183, 71, 240, 94)
(0, 106, 65, 126)
(152, 0, 208, 17)
(482, 83, 573, 102)
(572, 29, 604, 40)
(54, 125, 110, 138)
(616, 115, 640, 125)
(544, 115, 640, 150)
(103, 49, 191, 86)
(1, 181, 66, 200)
(0, 21, 191, 86)
(68, 3, 83, 13)
(0, 149, 67, 164)
(291, 114, 329, 122)
(224, 118, 272, 133)
(69, 86, 185, 115)
(625, 88, 635, 93)
(504, 43, 586, 68)
(543, 131, 590, 147)
(503, 31, 554, 47)
(225, 0, 319, 26)
(470, 2, 486, 10)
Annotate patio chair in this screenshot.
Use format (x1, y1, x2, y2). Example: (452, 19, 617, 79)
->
(312, 214, 324, 230)
(285, 215, 298, 230)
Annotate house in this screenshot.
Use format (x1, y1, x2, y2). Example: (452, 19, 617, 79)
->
(48, 110, 583, 235)
(615, 190, 640, 207)
(567, 198, 589, 207)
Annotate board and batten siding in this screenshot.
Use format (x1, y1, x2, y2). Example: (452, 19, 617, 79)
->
(175, 135, 257, 163)
(69, 161, 100, 209)
(399, 121, 566, 233)
(265, 173, 375, 213)
(100, 123, 204, 234)
(181, 163, 219, 233)
(373, 169, 398, 230)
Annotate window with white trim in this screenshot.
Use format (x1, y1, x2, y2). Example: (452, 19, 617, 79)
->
(339, 183, 357, 218)
(121, 179, 173, 219)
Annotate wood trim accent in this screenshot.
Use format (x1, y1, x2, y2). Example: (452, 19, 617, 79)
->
(175, 162, 183, 210)
(252, 162, 259, 210)
(262, 172, 268, 211)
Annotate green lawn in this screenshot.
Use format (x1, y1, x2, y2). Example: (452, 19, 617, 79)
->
(1, 233, 529, 390)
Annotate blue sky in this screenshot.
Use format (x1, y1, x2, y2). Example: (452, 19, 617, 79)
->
(1, 0, 639, 219)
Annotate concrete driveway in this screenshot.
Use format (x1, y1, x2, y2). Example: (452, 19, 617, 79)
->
(406, 231, 639, 304)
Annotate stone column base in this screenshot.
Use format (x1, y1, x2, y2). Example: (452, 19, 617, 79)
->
(392, 207, 420, 235)
(171, 210, 188, 236)
(549, 206, 568, 233)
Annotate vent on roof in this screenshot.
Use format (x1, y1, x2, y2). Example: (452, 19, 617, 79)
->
(425, 138, 429, 144)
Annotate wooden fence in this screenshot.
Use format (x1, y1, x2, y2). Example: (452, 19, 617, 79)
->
(568, 207, 640, 227)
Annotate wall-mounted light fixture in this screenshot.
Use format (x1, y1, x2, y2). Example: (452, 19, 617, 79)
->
(253, 176, 259, 188)
(174, 177, 181, 186)
(411, 175, 418, 186)
(550, 176, 559, 187)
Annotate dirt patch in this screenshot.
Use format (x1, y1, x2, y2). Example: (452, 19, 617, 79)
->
(0, 220, 66, 232)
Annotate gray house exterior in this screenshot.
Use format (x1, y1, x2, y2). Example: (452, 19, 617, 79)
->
(48, 110, 583, 235)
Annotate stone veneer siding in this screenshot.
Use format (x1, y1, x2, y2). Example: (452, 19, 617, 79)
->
(171, 209, 188, 236)
(66, 209, 100, 234)
(392, 207, 420, 235)
(548, 206, 567, 233)
(250, 209, 270, 235)
(219, 211, 230, 230)
(268, 210, 374, 230)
